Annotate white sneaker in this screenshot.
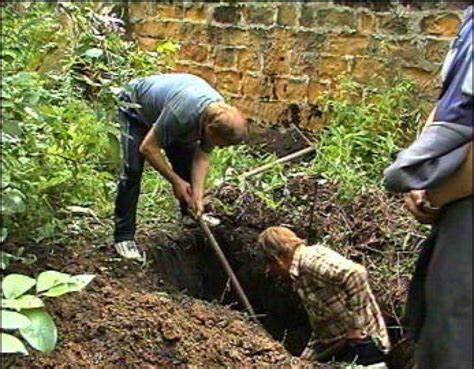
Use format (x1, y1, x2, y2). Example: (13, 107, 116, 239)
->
(114, 240, 143, 261)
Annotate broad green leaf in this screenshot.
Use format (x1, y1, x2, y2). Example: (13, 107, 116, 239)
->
(83, 48, 103, 58)
(42, 274, 94, 297)
(2, 274, 36, 299)
(1, 310, 31, 330)
(19, 309, 57, 354)
(0, 333, 28, 355)
(70, 274, 95, 289)
(2, 295, 44, 311)
(36, 271, 72, 293)
(1, 228, 8, 243)
(41, 283, 79, 297)
(1, 189, 27, 215)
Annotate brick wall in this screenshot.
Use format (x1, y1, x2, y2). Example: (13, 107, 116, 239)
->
(130, 2, 464, 129)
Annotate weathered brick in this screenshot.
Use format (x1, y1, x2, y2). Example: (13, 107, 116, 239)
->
(129, 3, 155, 19)
(289, 31, 326, 55)
(178, 42, 210, 64)
(136, 37, 158, 52)
(156, 5, 184, 20)
(377, 13, 411, 35)
(208, 25, 250, 46)
(271, 28, 293, 51)
(358, 10, 376, 35)
(259, 101, 288, 124)
(238, 49, 262, 72)
(300, 4, 323, 28)
(277, 4, 300, 27)
(352, 58, 387, 83)
(214, 47, 238, 69)
(383, 40, 421, 62)
(134, 20, 162, 37)
(402, 67, 437, 88)
(176, 63, 216, 84)
(318, 8, 356, 29)
(244, 4, 277, 26)
(216, 70, 242, 95)
(291, 51, 320, 76)
(135, 21, 184, 41)
(213, 5, 243, 25)
(307, 80, 328, 104)
(275, 77, 308, 102)
(184, 5, 210, 23)
(232, 98, 259, 120)
(319, 56, 349, 78)
(425, 38, 451, 64)
(180, 23, 210, 44)
(326, 34, 369, 56)
(263, 48, 291, 75)
(241, 73, 272, 99)
(421, 13, 461, 37)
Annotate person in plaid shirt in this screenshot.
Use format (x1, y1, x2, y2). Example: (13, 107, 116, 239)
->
(258, 226, 390, 366)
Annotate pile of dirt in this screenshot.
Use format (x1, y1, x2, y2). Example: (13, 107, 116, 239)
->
(5, 240, 322, 368)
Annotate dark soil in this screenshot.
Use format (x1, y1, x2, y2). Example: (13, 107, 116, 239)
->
(4, 240, 316, 368)
(183, 175, 421, 368)
(4, 172, 418, 368)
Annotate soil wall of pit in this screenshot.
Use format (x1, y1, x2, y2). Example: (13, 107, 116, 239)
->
(151, 174, 420, 368)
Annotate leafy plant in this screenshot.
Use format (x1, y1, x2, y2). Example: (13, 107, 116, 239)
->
(308, 78, 428, 201)
(1, 2, 177, 243)
(1, 271, 95, 355)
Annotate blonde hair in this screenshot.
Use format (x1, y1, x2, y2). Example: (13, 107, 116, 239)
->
(258, 226, 306, 260)
(200, 102, 247, 144)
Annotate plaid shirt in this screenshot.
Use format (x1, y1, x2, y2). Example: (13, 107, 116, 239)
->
(289, 244, 390, 356)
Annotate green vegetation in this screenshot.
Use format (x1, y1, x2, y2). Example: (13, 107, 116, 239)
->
(309, 78, 427, 201)
(1, 271, 95, 355)
(1, 3, 172, 243)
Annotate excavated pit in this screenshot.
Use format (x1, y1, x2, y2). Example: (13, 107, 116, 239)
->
(150, 173, 417, 369)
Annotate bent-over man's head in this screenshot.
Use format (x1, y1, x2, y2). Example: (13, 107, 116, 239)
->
(258, 226, 306, 275)
(200, 102, 247, 148)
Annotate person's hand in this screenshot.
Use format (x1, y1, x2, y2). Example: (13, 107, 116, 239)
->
(346, 329, 368, 341)
(191, 193, 204, 218)
(404, 190, 439, 224)
(172, 179, 192, 205)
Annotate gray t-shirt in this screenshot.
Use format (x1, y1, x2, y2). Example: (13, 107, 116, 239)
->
(125, 74, 224, 150)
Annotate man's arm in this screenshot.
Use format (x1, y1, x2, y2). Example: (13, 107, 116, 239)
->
(428, 141, 473, 207)
(191, 147, 211, 217)
(405, 142, 473, 223)
(139, 129, 193, 205)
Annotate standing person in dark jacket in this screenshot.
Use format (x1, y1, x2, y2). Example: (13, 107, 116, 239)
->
(114, 74, 247, 260)
(384, 6, 473, 369)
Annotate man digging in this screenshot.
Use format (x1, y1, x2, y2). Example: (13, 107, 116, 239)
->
(258, 226, 390, 367)
(114, 73, 248, 260)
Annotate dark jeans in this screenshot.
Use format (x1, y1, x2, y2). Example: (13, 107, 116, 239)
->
(114, 108, 196, 242)
(332, 337, 387, 366)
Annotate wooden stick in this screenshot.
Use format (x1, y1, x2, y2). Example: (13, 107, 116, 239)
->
(240, 146, 315, 179)
(198, 218, 259, 323)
